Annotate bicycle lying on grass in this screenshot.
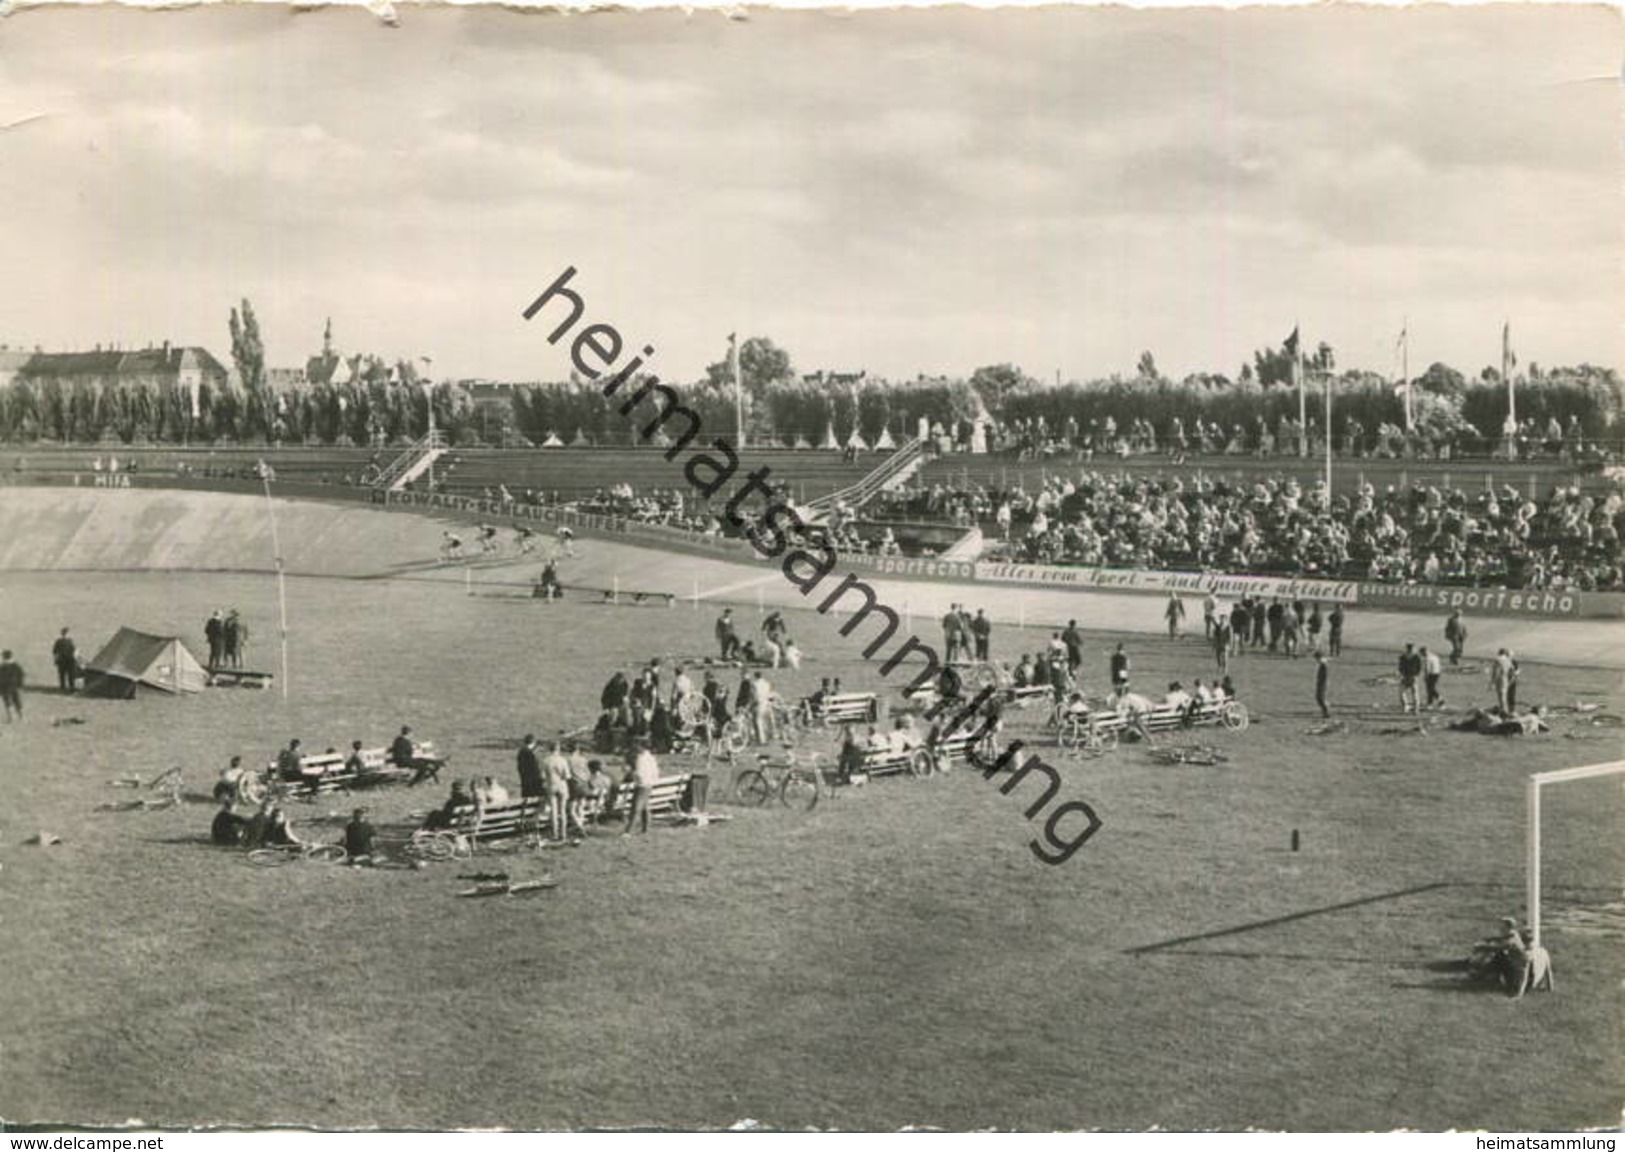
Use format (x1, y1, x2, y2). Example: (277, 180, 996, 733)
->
(99, 768, 185, 812)
(245, 841, 350, 867)
(1145, 743, 1230, 767)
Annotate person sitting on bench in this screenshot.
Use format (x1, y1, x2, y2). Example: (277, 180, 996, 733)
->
(392, 725, 439, 786)
(1162, 682, 1195, 725)
(1113, 685, 1158, 746)
(423, 780, 472, 831)
(890, 716, 923, 754)
(276, 738, 305, 783)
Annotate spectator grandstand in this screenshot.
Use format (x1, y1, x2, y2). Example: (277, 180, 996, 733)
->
(876, 465, 1625, 591)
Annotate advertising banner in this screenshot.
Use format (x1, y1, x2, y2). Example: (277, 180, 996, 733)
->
(1355, 580, 1625, 620)
(973, 561, 1359, 604)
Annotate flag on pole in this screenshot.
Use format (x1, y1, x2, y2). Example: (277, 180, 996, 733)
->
(1502, 321, 1518, 433)
(1392, 325, 1409, 396)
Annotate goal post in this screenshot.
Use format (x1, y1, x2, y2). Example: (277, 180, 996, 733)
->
(1527, 759, 1625, 951)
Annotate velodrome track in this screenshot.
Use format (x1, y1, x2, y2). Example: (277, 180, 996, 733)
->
(4, 485, 1621, 671)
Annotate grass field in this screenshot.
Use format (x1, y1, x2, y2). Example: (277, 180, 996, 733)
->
(0, 566, 1620, 1131)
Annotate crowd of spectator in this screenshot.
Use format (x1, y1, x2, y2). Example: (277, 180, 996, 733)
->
(877, 470, 1625, 590)
(986, 412, 1609, 465)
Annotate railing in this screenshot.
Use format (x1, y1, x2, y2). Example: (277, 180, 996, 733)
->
(373, 429, 447, 491)
(801, 437, 926, 522)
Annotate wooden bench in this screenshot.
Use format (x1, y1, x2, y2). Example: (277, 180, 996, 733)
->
(852, 742, 931, 779)
(1070, 698, 1250, 741)
(426, 796, 548, 841)
(804, 691, 880, 727)
(1004, 684, 1054, 708)
(925, 726, 998, 770)
(597, 773, 694, 822)
(209, 667, 275, 689)
(269, 742, 441, 795)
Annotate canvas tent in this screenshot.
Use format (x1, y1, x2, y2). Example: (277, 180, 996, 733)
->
(82, 628, 209, 698)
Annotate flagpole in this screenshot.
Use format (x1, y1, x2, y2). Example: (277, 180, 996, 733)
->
(1324, 365, 1333, 499)
(731, 334, 745, 448)
(1503, 321, 1515, 429)
(1401, 320, 1412, 432)
(1295, 323, 1306, 459)
(261, 474, 290, 701)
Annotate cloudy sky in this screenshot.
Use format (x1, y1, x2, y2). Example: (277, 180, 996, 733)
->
(0, 5, 1618, 384)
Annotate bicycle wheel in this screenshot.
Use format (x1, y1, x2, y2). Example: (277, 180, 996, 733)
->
(1221, 702, 1250, 731)
(1069, 728, 1105, 758)
(306, 843, 348, 864)
(722, 718, 750, 754)
(733, 770, 773, 806)
(246, 848, 295, 867)
(409, 831, 457, 862)
(779, 769, 820, 811)
(908, 749, 935, 778)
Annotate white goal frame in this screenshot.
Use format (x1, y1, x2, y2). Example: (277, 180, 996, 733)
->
(1527, 759, 1625, 950)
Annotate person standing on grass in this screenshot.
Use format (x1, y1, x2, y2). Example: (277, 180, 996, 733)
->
(566, 742, 595, 839)
(1444, 608, 1467, 666)
(942, 605, 965, 664)
(622, 738, 659, 836)
(51, 627, 77, 693)
(205, 610, 225, 668)
(1506, 653, 1522, 712)
(223, 611, 240, 668)
(1230, 600, 1249, 657)
(971, 609, 991, 662)
(543, 740, 571, 842)
(1327, 603, 1345, 656)
(1109, 642, 1130, 690)
(1212, 616, 1232, 675)
(715, 609, 740, 662)
(1062, 619, 1084, 673)
(1202, 592, 1218, 640)
(1307, 603, 1324, 652)
(1421, 646, 1444, 710)
(1489, 649, 1514, 713)
(1280, 602, 1301, 658)
(752, 671, 776, 745)
(0, 649, 23, 722)
(1397, 643, 1423, 714)
(1314, 652, 1331, 719)
(1164, 593, 1186, 640)
(516, 733, 544, 799)
(1250, 598, 1268, 649)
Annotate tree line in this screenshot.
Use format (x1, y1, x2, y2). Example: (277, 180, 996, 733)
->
(1, 316, 1617, 447)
